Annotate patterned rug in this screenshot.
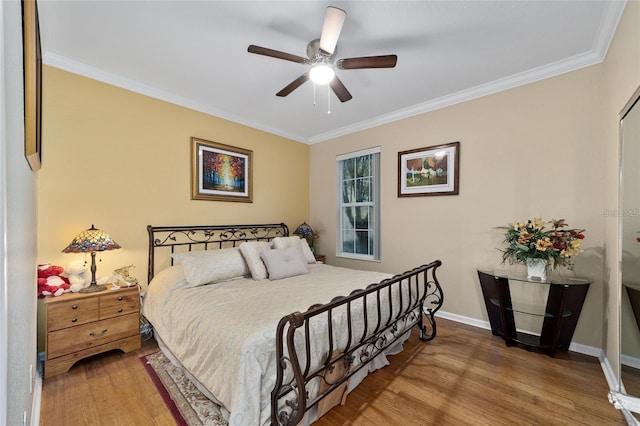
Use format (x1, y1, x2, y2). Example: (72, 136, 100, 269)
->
(140, 351, 228, 426)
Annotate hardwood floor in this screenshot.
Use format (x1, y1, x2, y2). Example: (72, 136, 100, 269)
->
(40, 318, 626, 425)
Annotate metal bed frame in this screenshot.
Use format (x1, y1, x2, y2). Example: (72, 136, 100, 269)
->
(147, 223, 443, 426)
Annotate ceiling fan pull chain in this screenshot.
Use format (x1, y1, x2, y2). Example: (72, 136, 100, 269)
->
(313, 83, 317, 107)
(327, 84, 331, 114)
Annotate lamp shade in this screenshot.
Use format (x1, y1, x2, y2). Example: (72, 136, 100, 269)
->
(293, 222, 315, 238)
(62, 224, 121, 253)
(62, 225, 120, 293)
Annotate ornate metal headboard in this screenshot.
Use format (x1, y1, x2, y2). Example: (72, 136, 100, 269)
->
(146, 223, 289, 284)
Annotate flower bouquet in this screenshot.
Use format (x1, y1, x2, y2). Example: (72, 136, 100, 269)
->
(500, 218, 585, 279)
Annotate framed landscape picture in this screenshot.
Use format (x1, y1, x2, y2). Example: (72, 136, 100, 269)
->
(398, 141, 460, 197)
(22, 0, 42, 171)
(191, 137, 253, 202)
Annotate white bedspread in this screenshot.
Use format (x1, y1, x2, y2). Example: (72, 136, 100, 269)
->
(143, 263, 395, 426)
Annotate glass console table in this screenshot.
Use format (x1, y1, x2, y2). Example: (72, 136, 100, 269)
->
(477, 268, 590, 357)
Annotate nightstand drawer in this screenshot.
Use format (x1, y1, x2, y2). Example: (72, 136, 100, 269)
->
(47, 313, 139, 359)
(100, 289, 139, 319)
(47, 298, 99, 331)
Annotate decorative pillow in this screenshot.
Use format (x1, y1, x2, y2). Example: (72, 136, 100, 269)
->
(272, 236, 316, 264)
(299, 238, 317, 264)
(260, 247, 308, 280)
(172, 247, 249, 288)
(239, 241, 272, 280)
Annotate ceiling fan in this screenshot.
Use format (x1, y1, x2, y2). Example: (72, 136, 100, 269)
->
(247, 6, 397, 103)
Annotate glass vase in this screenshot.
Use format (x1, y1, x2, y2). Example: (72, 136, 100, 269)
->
(526, 258, 547, 281)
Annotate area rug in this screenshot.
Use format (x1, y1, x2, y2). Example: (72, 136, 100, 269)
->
(140, 351, 228, 426)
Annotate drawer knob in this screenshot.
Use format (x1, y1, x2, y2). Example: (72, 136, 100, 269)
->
(71, 318, 77, 323)
(72, 305, 78, 310)
(118, 297, 123, 301)
(118, 308, 123, 313)
(89, 329, 108, 338)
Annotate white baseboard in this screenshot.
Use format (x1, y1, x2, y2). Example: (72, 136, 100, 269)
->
(435, 310, 602, 357)
(622, 353, 640, 370)
(601, 352, 620, 391)
(435, 310, 492, 331)
(30, 369, 41, 426)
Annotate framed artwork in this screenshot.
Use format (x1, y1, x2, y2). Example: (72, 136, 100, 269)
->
(22, 0, 42, 171)
(398, 141, 460, 197)
(191, 137, 253, 202)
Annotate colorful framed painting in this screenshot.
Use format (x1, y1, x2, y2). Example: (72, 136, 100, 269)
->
(397, 141, 460, 197)
(191, 137, 253, 202)
(22, 0, 42, 171)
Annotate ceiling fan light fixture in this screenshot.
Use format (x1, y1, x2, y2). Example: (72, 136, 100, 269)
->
(309, 63, 335, 85)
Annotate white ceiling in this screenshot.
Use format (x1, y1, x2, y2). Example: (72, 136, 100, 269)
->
(38, 1, 626, 144)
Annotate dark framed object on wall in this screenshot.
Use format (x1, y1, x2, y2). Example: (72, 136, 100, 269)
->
(22, 0, 42, 171)
(398, 141, 460, 197)
(191, 137, 253, 202)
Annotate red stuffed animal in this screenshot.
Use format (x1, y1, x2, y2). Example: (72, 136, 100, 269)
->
(37, 264, 70, 298)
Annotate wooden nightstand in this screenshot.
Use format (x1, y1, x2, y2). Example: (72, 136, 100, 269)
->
(314, 254, 326, 263)
(44, 284, 141, 378)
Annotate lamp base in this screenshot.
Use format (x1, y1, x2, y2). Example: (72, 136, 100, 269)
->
(79, 283, 108, 293)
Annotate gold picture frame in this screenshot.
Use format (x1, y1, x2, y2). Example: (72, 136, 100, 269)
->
(22, 0, 42, 171)
(191, 137, 253, 202)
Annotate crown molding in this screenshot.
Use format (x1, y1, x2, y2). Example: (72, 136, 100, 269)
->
(592, 0, 628, 62)
(44, 1, 626, 146)
(309, 50, 602, 143)
(308, 0, 627, 144)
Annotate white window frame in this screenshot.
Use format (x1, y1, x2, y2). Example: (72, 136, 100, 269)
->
(336, 147, 381, 261)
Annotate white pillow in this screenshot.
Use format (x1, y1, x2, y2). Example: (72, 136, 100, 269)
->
(260, 247, 308, 280)
(239, 241, 272, 280)
(272, 236, 316, 264)
(148, 265, 188, 293)
(172, 247, 249, 288)
(142, 265, 188, 320)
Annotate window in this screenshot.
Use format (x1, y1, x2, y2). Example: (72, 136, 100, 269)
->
(337, 147, 380, 261)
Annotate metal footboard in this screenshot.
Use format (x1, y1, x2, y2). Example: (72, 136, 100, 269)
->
(271, 260, 443, 425)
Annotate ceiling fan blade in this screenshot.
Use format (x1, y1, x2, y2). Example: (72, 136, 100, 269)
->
(319, 6, 346, 55)
(247, 45, 308, 64)
(276, 73, 310, 97)
(337, 55, 398, 69)
(330, 76, 352, 103)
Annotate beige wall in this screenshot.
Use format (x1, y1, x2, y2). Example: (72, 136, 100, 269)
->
(37, 67, 310, 289)
(602, 0, 640, 382)
(2, 1, 39, 424)
(311, 64, 605, 347)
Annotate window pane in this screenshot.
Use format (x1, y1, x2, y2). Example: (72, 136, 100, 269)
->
(356, 155, 370, 178)
(368, 231, 374, 255)
(355, 206, 369, 229)
(342, 158, 355, 180)
(355, 231, 369, 254)
(342, 180, 355, 203)
(342, 229, 354, 253)
(356, 177, 371, 202)
(342, 207, 354, 230)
